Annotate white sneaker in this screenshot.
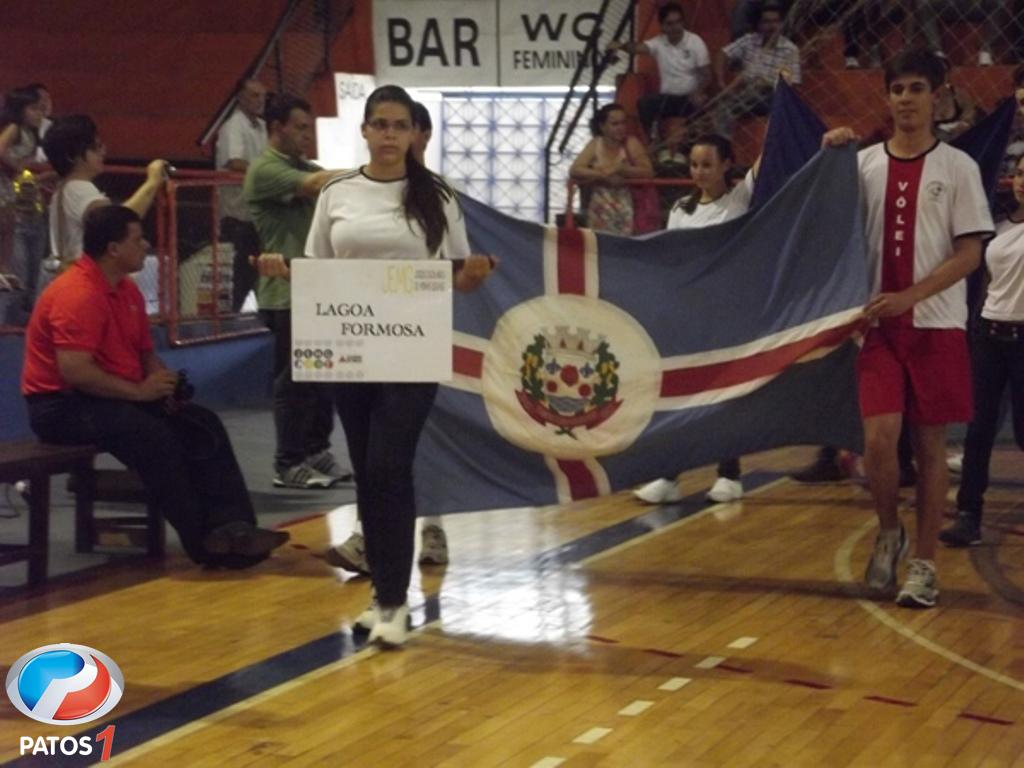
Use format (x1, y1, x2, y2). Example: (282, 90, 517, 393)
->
(864, 524, 909, 593)
(634, 478, 682, 504)
(418, 524, 449, 565)
(844, 56, 860, 69)
(947, 452, 963, 474)
(353, 592, 378, 632)
(706, 477, 743, 503)
(978, 51, 993, 66)
(896, 559, 938, 608)
(368, 604, 409, 648)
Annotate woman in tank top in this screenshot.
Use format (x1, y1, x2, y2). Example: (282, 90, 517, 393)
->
(570, 103, 654, 235)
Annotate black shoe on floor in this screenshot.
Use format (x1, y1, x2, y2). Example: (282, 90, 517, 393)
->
(790, 458, 844, 484)
(203, 522, 290, 558)
(939, 512, 982, 548)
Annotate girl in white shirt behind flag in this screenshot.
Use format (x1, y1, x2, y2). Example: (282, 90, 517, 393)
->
(636, 134, 758, 507)
(304, 85, 495, 649)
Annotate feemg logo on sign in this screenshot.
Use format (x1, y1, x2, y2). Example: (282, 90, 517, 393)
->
(6, 644, 124, 725)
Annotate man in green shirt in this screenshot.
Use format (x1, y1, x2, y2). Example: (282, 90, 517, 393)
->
(244, 94, 348, 489)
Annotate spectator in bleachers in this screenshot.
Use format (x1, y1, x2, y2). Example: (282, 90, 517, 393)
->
(608, 2, 710, 145)
(933, 70, 982, 142)
(1001, 65, 1024, 178)
(1, 87, 48, 324)
(41, 115, 167, 270)
(784, 0, 886, 69)
(915, 0, 1005, 66)
(735, 0, 795, 40)
(215, 78, 267, 312)
(713, 3, 801, 138)
(22, 204, 290, 568)
(244, 94, 350, 490)
(27, 83, 52, 162)
(570, 103, 654, 235)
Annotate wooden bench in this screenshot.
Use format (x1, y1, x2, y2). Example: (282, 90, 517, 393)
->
(0, 441, 164, 585)
(0, 441, 98, 585)
(67, 468, 164, 556)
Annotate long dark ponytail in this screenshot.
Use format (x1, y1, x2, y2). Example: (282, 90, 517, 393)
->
(364, 85, 453, 255)
(674, 133, 735, 216)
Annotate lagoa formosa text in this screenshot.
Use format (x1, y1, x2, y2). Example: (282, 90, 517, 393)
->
(6, 643, 122, 760)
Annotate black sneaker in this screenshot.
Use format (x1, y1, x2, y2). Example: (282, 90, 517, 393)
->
(790, 457, 844, 484)
(939, 512, 982, 548)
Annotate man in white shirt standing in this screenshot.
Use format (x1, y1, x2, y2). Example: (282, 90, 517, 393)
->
(215, 79, 268, 311)
(823, 49, 994, 609)
(609, 2, 710, 145)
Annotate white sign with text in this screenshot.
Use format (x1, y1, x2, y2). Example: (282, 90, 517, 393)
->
(290, 259, 453, 383)
(373, 0, 621, 87)
(373, 0, 498, 87)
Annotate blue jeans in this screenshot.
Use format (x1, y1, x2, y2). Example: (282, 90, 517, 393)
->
(5, 215, 47, 325)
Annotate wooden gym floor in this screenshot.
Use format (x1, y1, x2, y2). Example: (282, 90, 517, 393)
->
(1, 445, 1022, 767)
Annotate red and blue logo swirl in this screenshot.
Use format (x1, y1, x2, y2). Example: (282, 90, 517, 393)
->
(5, 644, 125, 725)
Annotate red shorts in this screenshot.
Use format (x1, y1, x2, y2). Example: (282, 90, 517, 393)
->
(856, 325, 972, 425)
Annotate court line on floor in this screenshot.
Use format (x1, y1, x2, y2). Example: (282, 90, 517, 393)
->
(61, 472, 790, 766)
(834, 518, 1024, 693)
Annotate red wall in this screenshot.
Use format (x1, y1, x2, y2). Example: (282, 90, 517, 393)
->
(0, 1, 288, 162)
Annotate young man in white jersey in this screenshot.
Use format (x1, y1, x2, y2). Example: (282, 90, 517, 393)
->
(823, 49, 994, 608)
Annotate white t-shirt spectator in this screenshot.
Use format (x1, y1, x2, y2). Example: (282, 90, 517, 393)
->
(982, 217, 1024, 322)
(215, 109, 267, 221)
(49, 180, 108, 262)
(667, 171, 754, 229)
(858, 141, 994, 329)
(644, 32, 710, 96)
(305, 169, 470, 261)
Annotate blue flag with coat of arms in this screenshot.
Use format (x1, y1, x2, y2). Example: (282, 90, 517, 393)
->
(413, 145, 869, 514)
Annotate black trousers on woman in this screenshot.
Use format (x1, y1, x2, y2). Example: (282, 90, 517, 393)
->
(956, 322, 1024, 519)
(26, 392, 257, 564)
(334, 381, 438, 607)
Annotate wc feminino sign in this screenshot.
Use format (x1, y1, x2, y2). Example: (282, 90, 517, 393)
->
(372, 0, 623, 87)
(290, 260, 453, 383)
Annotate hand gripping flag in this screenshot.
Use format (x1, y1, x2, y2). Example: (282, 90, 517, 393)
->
(414, 146, 869, 514)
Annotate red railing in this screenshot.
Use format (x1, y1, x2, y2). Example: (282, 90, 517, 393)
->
(564, 175, 1015, 230)
(564, 177, 694, 230)
(1, 165, 267, 346)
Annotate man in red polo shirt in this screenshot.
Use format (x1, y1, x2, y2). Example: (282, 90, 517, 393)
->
(22, 205, 289, 568)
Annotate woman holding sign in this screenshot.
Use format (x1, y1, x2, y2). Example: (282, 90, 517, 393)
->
(305, 85, 494, 648)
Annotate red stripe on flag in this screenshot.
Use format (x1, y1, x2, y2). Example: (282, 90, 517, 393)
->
(556, 459, 599, 499)
(453, 345, 484, 379)
(660, 320, 862, 398)
(557, 227, 586, 295)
